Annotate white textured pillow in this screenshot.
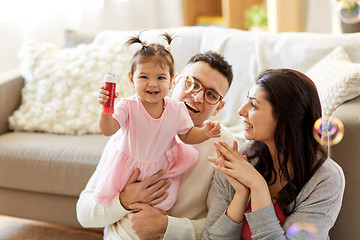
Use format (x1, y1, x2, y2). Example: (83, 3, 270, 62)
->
(9, 40, 134, 135)
(307, 46, 360, 116)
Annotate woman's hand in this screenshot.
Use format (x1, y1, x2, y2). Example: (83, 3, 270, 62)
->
(209, 140, 250, 223)
(208, 140, 249, 195)
(211, 140, 272, 211)
(210, 140, 264, 189)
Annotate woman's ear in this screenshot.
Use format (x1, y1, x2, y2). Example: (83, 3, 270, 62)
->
(128, 72, 134, 87)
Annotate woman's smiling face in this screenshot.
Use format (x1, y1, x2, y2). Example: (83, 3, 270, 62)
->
(238, 84, 277, 147)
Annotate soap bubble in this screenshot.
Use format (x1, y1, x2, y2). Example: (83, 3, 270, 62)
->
(313, 116, 344, 146)
(175, 75, 194, 93)
(286, 222, 318, 239)
(184, 76, 195, 93)
(337, 1, 360, 24)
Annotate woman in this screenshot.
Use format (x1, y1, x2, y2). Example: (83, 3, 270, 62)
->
(203, 69, 345, 240)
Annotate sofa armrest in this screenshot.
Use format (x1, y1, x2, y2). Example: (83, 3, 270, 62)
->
(329, 96, 360, 239)
(331, 96, 360, 163)
(0, 68, 24, 134)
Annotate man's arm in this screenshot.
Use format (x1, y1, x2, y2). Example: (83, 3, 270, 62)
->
(127, 203, 206, 240)
(165, 216, 206, 239)
(76, 173, 128, 227)
(125, 203, 205, 240)
(76, 133, 129, 228)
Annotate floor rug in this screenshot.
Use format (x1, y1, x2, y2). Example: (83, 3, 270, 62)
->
(0, 215, 103, 240)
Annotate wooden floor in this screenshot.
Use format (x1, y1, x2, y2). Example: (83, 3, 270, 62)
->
(0, 214, 103, 237)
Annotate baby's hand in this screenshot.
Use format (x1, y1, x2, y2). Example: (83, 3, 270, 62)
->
(98, 85, 109, 105)
(205, 120, 221, 138)
(98, 85, 118, 105)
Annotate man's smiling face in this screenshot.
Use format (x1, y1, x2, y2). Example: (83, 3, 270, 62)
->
(171, 61, 229, 127)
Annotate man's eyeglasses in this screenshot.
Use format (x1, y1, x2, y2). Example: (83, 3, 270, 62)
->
(177, 75, 223, 105)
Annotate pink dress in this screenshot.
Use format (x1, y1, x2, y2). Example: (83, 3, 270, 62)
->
(94, 95, 198, 211)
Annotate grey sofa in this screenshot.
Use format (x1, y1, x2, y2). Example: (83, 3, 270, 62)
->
(0, 27, 359, 239)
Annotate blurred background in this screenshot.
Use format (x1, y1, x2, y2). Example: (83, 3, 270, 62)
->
(1, 0, 359, 73)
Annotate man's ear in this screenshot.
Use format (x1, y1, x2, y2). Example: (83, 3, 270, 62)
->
(169, 74, 179, 90)
(170, 73, 180, 90)
(128, 72, 134, 87)
(212, 100, 225, 117)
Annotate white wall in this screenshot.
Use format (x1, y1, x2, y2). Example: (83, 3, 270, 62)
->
(0, 22, 23, 72)
(0, 0, 183, 72)
(304, 0, 341, 33)
(0, 0, 341, 73)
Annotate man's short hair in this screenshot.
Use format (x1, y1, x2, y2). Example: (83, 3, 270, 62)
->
(187, 51, 233, 89)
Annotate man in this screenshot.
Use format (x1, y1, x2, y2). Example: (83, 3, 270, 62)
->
(76, 51, 236, 239)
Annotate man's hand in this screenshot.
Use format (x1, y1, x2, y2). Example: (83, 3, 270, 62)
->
(128, 203, 169, 240)
(119, 169, 171, 210)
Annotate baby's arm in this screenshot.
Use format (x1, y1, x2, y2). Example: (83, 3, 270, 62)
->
(178, 120, 221, 144)
(98, 85, 120, 136)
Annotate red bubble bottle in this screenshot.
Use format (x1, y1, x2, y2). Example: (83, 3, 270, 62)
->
(102, 73, 118, 114)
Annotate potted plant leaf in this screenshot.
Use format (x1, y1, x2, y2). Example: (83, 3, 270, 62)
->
(336, 0, 360, 32)
(244, 4, 268, 31)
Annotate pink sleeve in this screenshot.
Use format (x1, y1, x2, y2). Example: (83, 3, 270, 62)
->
(113, 98, 128, 129)
(177, 103, 194, 135)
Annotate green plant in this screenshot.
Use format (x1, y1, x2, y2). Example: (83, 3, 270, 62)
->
(336, 0, 360, 24)
(244, 4, 268, 29)
(338, 0, 360, 9)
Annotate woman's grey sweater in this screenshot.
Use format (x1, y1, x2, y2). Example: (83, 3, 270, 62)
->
(203, 158, 345, 240)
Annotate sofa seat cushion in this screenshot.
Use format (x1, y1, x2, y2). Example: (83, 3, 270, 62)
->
(0, 132, 108, 197)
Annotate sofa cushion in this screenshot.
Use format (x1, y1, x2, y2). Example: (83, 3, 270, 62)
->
(9, 40, 134, 135)
(62, 29, 96, 48)
(307, 46, 360, 116)
(0, 132, 109, 196)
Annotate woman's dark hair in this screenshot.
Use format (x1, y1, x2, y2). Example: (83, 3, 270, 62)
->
(246, 69, 327, 215)
(188, 51, 233, 89)
(125, 32, 175, 78)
